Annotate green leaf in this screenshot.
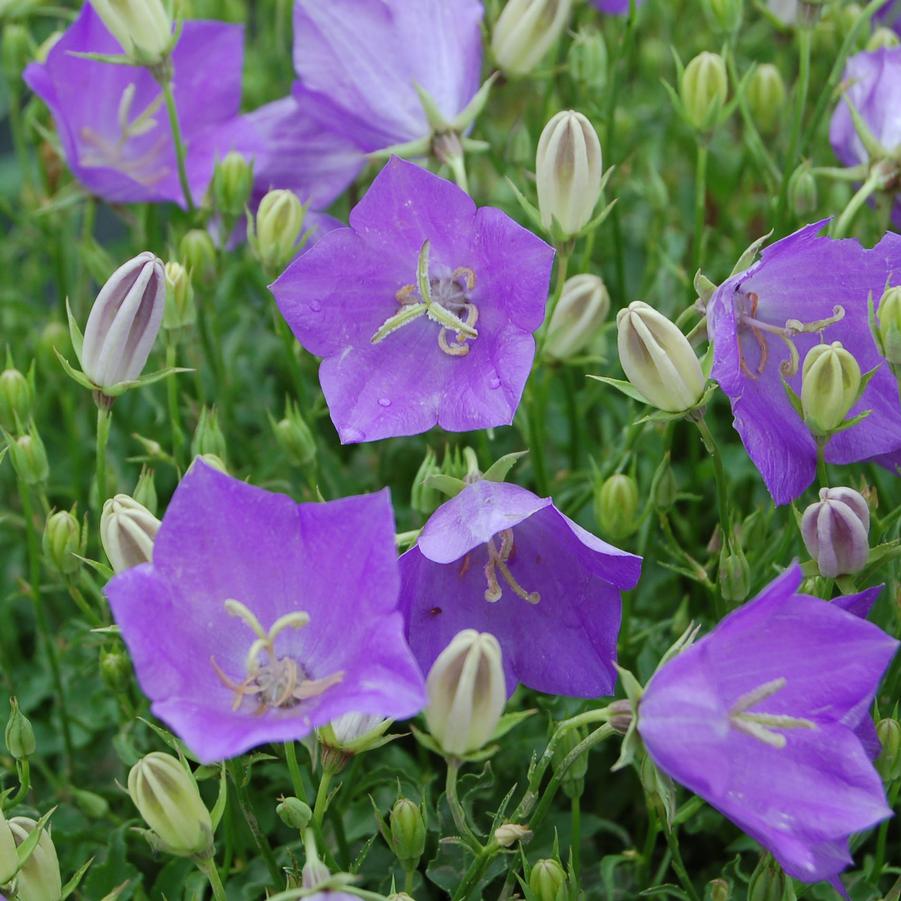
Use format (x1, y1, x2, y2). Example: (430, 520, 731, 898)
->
(14, 807, 56, 873)
(490, 709, 535, 742)
(54, 348, 94, 391)
(61, 856, 95, 899)
(505, 177, 543, 233)
(586, 374, 649, 404)
(424, 474, 467, 498)
(482, 450, 528, 483)
(209, 762, 228, 832)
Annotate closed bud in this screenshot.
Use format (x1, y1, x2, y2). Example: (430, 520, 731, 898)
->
(99, 648, 132, 692)
(707, 878, 732, 901)
(800, 341, 861, 435)
(72, 788, 110, 819)
(42, 508, 85, 576)
(494, 823, 532, 847)
(616, 301, 706, 412)
(132, 465, 158, 515)
(81, 252, 166, 390)
(276, 796, 313, 831)
(705, 0, 743, 32)
(594, 473, 639, 540)
(390, 798, 426, 864)
(801, 486, 870, 579)
(0, 363, 32, 431)
(530, 858, 567, 901)
(211, 151, 254, 219)
(2, 24, 33, 84)
(877, 285, 901, 365)
(5, 697, 36, 759)
(567, 28, 607, 92)
(747, 856, 787, 901)
(179, 229, 218, 285)
(127, 752, 213, 857)
(91, 0, 173, 66)
(9, 424, 49, 486)
(608, 698, 633, 735)
(551, 725, 588, 799)
(163, 261, 196, 331)
(197, 452, 228, 473)
(491, 0, 573, 78)
(718, 546, 750, 602)
(425, 629, 506, 757)
(271, 400, 316, 468)
(875, 718, 901, 782)
(680, 51, 728, 131)
(787, 163, 818, 216)
(100, 494, 160, 573)
(0, 810, 15, 885)
(652, 454, 678, 510)
(546, 273, 610, 360)
(411, 447, 440, 516)
(867, 26, 900, 51)
(254, 189, 305, 274)
(746, 64, 786, 135)
(536, 110, 603, 238)
(6, 816, 62, 901)
(191, 407, 227, 461)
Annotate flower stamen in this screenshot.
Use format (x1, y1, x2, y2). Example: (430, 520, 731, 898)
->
(483, 529, 541, 605)
(728, 677, 816, 748)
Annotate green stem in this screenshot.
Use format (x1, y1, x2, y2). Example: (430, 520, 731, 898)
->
(445, 760, 480, 849)
(313, 769, 333, 834)
(816, 438, 829, 487)
(874, 780, 900, 880)
(197, 858, 228, 901)
(9, 758, 31, 806)
(445, 152, 469, 194)
(228, 760, 282, 886)
(694, 417, 732, 551)
(663, 827, 701, 901)
(831, 170, 883, 239)
(570, 795, 581, 878)
(453, 840, 500, 901)
(536, 247, 571, 360)
(284, 741, 308, 804)
(160, 77, 196, 213)
(166, 341, 186, 468)
(693, 142, 708, 275)
(777, 26, 812, 229)
(95, 404, 111, 514)
(404, 867, 415, 895)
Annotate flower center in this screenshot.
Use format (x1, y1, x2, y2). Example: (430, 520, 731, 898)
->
(734, 291, 846, 380)
(728, 677, 815, 748)
(210, 598, 343, 715)
(370, 240, 480, 357)
(480, 529, 540, 605)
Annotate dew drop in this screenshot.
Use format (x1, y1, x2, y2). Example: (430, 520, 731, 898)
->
(378, 397, 392, 407)
(489, 376, 501, 389)
(309, 300, 322, 312)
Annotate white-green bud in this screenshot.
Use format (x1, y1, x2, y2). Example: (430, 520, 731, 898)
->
(529, 858, 567, 901)
(42, 508, 86, 576)
(801, 486, 870, 578)
(211, 151, 254, 219)
(788, 164, 818, 216)
(491, 0, 573, 78)
(680, 51, 728, 131)
(5, 697, 36, 760)
(567, 28, 607, 92)
(390, 798, 426, 865)
(191, 407, 227, 462)
(424, 629, 506, 757)
(594, 473, 640, 540)
(127, 752, 213, 858)
(705, 0, 743, 32)
(546, 273, 610, 360)
(179, 229, 218, 285)
(800, 341, 861, 435)
(8, 425, 49, 486)
(0, 365, 32, 431)
(163, 261, 196, 331)
(6, 816, 62, 901)
(616, 301, 706, 412)
(877, 285, 901, 365)
(536, 110, 603, 238)
(254, 189, 305, 274)
(92, 0, 172, 66)
(867, 26, 900, 51)
(0, 809, 16, 884)
(746, 63, 786, 135)
(100, 494, 160, 573)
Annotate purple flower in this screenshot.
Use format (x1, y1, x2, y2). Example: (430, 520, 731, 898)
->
(106, 461, 425, 763)
(707, 221, 901, 504)
(591, 0, 644, 13)
(271, 158, 554, 443)
(398, 479, 642, 698)
(638, 565, 897, 886)
(292, 0, 484, 155)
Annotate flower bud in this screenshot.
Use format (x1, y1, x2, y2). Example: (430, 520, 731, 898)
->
(546, 273, 610, 360)
(787, 163, 818, 216)
(81, 252, 165, 390)
(99, 648, 132, 692)
(616, 302, 706, 412)
(424, 629, 506, 757)
(163, 261, 196, 331)
(877, 285, 901, 365)
(127, 752, 213, 857)
(411, 447, 440, 516)
(708, 878, 732, 901)
(530, 858, 567, 901)
(91, 0, 173, 65)
(0, 810, 17, 885)
(8, 424, 49, 486)
(211, 151, 254, 219)
(42, 508, 85, 577)
(5, 697, 36, 760)
(800, 341, 861, 435)
(0, 363, 32, 431)
(494, 823, 532, 847)
(867, 26, 900, 51)
(276, 796, 313, 831)
(875, 718, 901, 783)
(746, 63, 785, 135)
(72, 788, 110, 819)
(551, 725, 588, 799)
(594, 473, 639, 541)
(270, 400, 316, 468)
(179, 229, 218, 285)
(254, 189, 305, 274)
(100, 494, 160, 573)
(718, 545, 750, 602)
(680, 51, 728, 131)
(747, 856, 787, 901)
(132, 465, 158, 515)
(567, 28, 607, 92)
(652, 454, 678, 510)
(197, 452, 228, 473)
(608, 698, 634, 735)
(507, 120, 534, 167)
(801, 486, 870, 579)
(536, 110, 603, 238)
(6, 816, 62, 901)
(390, 798, 426, 865)
(2, 24, 33, 85)
(705, 0, 743, 32)
(37, 320, 69, 373)
(491, 0, 573, 78)
(191, 407, 227, 461)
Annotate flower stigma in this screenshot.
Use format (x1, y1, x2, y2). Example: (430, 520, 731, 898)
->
(482, 529, 541, 605)
(210, 598, 343, 715)
(370, 240, 480, 356)
(728, 677, 816, 748)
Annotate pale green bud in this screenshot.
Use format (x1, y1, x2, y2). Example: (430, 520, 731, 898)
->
(132, 465, 158, 515)
(271, 400, 316, 468)
(705, 0, 743, 33)
(867, 26, 900, 51)
(0, 809, 17, 884)
(99, 648, 132, 692)
(877, 285, 901, 365)
(616, 301, 706, 412)
(127, 752, 213, 857)
(211, 151, 254, 219)
(567, 28, 607, 92)
(536, 110, 603, 238)
(425, 629, 506, 757)
(491, 0, 573, 78)
(494, 823, 532, 847)
(545, 273, 610, 360)
(800, 341, 861, 435)
(390, 798, 426, 865)
(594, 473, 640, 540)
(530, 858, 567, 901)
(276, 796, 313, 831)
(8, 424, 49, 486)
(707, 878, 732, 901)
(876, 718, 901, 782)
(163, 261, 196, 331)
(179, 229, 218, 285)
(254, 189, 305, 274)
(746, 64, 786, 135)
(680, 52, 728, 131)
(2, 24, 33, 84)
(42, 508, 85, 576)
(100, 494, 160, 573)
(72, 788, 110, 819)
(507, 120, 534, 168)
(718, 546, 750, 602)
(197, 452, 228, 473)
(411, 447, 440, 516)
(191, 407, 227, 461)
(6, 816, 62, 901)
(0, 365, 33, 431)
(5, 697, 36, 759)
(91, 0, 173, 65)
(788, 164, 818, 216)
(747, 857, 787, 901)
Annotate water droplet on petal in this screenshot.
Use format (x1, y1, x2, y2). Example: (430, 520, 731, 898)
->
(378, 397, 391, 407)
(309, 300, 322, 312)
(489, 377, 501, 389)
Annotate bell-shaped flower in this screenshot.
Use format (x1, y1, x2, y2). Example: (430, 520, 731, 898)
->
(105, 461, 425, 763)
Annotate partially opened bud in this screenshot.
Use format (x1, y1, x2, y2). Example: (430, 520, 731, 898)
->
(81, 252, 165, 389)
(680, 51, 728, 131)
(92, 0, 172, 66)
(530, 858, 567, 901)
(100, 494, 160, 573)
(42, 508, 85, 576)
(594, 473, 639, 540)
(255, 189, 305, 274)
(424, 629, 506, 757)
(211, 151, 253, 219)
(616, 301, 706, 412)
(800, 341, 861, 435)
(546, 273, 610, 360)
(127, 752, 213, 857)
(491, 0, 572, 78)
(536, 110, 603, 238)
(746, 63, 786, 135)
(877, 285, 901, 365)
(390, 798, 426, 865)
(0, 364, 32, 431)
(163, 261, 196, 331)
(801, 486, 870, 578)
(7, 816, 62, 901)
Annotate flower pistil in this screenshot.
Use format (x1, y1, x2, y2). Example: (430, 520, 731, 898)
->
(728, 677, 816, 749)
